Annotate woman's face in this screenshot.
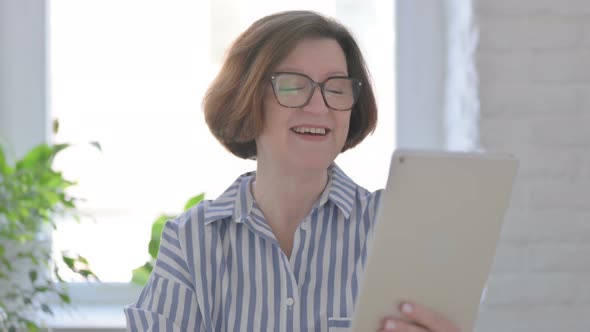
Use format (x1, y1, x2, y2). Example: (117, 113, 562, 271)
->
(256, 38, 351, 171)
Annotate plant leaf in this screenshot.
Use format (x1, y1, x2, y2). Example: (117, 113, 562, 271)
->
(1, 256, 12, 271)
(131, 263, 153, 286)
(54, 266, 65, 283)
(148, 215, 172, 259)
(53, 118, 60, 134)
(34, 286, 49, 293)
(89, 141, 102, 152)
(51, 143, 70, 156)
(62, 255, 75, 269)
(183, 193, 205, 211)
(0, 145, 13, 175)
(29, 270, 38, 283)
(78, 269, 98, 280)
(58, 292, 71, 304)
(41, 303, 53, 315)
(77, 254, 89, 265)
(17, 144, 53, 169)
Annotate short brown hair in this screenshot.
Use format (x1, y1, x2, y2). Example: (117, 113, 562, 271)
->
(203, 10, 378, 159)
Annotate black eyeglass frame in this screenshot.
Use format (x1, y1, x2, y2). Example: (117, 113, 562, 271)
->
(269, 71, 362, 111)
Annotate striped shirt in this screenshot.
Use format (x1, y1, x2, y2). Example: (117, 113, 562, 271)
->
(125, 164, 382, 331)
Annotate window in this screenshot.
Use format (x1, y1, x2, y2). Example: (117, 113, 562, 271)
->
(50, 0, 395, 287)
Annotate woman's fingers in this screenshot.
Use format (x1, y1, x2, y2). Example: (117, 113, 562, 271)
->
(379, 316, 428, 332)
(397, 302, 461, 332)
(377, 302, 461, 332)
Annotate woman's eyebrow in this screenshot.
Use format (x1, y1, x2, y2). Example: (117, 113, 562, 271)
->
(274, 68, 350, 78)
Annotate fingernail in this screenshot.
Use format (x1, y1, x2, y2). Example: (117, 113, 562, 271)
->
(401, 303, 413, 314)
(384, 319, 396, 331)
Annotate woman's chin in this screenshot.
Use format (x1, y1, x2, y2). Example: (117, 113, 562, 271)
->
(289, 156, 334, 171)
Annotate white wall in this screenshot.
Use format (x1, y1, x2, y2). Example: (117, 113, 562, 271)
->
(474, 1, 590, 331)
(0, 0, 49, 160)
(396, 0, 447, 149)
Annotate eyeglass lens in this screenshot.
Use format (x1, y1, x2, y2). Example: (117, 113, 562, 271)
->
(273, 73, 359, 110)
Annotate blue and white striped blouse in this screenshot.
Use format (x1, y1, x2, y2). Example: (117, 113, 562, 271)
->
(125, 164, 382, 331)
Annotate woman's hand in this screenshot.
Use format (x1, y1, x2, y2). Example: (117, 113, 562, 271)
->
(378, 302, 461, 332)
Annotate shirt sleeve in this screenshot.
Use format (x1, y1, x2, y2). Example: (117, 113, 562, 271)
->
(124, 219, 205, 331)
(367, 189, 384, 228)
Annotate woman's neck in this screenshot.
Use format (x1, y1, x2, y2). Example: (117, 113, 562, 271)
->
(252, 162, 329, 229)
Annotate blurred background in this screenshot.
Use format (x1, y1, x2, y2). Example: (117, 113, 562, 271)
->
(0, 0, 588, 331)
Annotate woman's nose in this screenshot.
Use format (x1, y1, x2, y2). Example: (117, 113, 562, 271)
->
(302, 86, 329, 114)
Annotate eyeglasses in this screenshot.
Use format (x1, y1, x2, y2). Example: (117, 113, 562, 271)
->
(270, 72, 362, 111)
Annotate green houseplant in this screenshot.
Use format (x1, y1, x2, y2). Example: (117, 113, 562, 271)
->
(0, 142, 98, 331)
(131, 194, 204, 286)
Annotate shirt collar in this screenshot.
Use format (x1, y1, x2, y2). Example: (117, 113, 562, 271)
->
(203, 171, 255, 225)
(203, 164, 357, 225)
(322, 163, 356, 219)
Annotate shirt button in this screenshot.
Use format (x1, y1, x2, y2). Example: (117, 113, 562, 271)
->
(286, 297, 294, 306)
(300, 223, 308, 230)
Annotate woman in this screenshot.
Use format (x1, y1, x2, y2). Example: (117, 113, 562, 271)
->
(125, 10, 460, 332)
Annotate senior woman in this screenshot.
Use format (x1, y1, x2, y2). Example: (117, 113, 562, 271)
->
(125, 10, 460, 332)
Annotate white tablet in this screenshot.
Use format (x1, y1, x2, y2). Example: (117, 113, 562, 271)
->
(351, 149, 518, 332)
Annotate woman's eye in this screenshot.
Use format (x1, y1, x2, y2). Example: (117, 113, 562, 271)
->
(325, 89, 344, 95)
(279, 86, 304, 93)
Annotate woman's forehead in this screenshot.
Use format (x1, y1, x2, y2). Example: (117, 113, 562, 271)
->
(274, 38, 348, 78)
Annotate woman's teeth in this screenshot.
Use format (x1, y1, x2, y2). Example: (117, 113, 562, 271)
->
(292, 127, 327, 135)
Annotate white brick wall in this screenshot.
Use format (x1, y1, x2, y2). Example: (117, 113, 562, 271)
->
(474, 0, 590, 331)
